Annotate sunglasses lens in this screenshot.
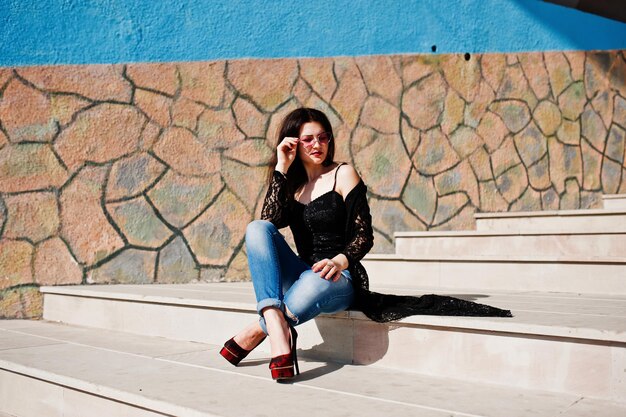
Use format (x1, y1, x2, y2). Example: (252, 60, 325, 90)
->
(318, 132, 331, 143)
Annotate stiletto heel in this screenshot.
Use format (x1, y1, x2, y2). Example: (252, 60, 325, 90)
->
(291, 326, 299, 375)
(269, 325, 299, 381)
(219, 335, 266, 366)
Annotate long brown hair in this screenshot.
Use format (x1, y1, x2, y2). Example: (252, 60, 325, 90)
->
(267, 108, 335, 196)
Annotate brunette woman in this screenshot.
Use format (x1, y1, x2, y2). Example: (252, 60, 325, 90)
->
(220, 107, 370, 380)
(220, 108, 511, 381)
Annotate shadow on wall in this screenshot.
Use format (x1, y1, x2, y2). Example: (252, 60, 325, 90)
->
(544, 0, 626, 24)
(514, 0, 626, 49)
(427, 0, 626, 54)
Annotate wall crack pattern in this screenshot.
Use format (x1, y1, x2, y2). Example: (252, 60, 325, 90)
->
(0, 50, 625, 318)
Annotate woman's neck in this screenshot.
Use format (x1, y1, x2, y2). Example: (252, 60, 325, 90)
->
(302, 161, 334, 182)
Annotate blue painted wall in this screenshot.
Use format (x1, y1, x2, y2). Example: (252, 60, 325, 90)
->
(1, 0, 625, 67)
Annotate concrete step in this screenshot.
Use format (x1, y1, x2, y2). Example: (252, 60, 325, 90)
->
(39, 283, 626, 402)
(362, 254, 626, 295)
(393, 230, 626, 260)
(3, 320, 625, 417)
(603, 194, 626, 209)
(474, 208, 626, 233)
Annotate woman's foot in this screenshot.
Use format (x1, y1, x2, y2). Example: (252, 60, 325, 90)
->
(269, 326, 299, 381)
(232, 321, 266, 351)
(262, 307, 299, 380)
(220, 321, 266, 366)
(262, 307, 291, 358)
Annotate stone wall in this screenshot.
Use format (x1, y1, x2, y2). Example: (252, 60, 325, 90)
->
(1, 50, 625, 318)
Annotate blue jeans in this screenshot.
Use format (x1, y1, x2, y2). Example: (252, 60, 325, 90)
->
(245, 220, 354, 334)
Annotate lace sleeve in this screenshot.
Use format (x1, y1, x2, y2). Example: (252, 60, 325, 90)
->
(343, 183, 374, 267)
(260, 171, 290, 228)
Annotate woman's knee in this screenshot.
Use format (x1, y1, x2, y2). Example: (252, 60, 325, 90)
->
(297, 270, 332, 292)
(246, 219, 275, 235)
(296, 270, 353, 306)
(246, 220, 276, 245)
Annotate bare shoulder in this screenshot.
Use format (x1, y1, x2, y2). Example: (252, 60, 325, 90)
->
(335, 164, 361, 198)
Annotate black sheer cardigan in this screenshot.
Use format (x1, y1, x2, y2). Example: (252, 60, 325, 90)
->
(260, 170, 512, 322)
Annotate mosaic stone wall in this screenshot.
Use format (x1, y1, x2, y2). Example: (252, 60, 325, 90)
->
(1, 50, 625, 318)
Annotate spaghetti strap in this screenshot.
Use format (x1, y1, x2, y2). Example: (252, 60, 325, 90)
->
(333, 163, 346, 191)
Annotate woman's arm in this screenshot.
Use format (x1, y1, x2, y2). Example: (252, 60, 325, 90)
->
(342, 185, 374, 266)
(260, 170, 290, 228)
(260, 136, 299, 228)
(336, 164, 370, 266)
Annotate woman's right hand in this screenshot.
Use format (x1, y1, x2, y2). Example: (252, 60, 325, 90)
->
(276, 136, 299, 173)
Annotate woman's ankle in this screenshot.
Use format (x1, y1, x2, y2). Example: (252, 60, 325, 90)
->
(233, 322, 266, 350)
(263, 308, 291, 356)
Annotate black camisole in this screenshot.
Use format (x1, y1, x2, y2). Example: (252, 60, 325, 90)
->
(290, 163, 347, 266)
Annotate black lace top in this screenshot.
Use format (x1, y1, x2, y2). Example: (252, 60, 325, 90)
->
(290, 191, 347, 266)
(260, 167, 512, 322)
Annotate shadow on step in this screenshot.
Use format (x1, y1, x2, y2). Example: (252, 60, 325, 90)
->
(238, 351, 348, 381)
(303, 315, 392, 369)
(236, 358, 269, 367)
(295, 292, 499, 370)
(445, 294, 491, 301)
(293, 360, 346, 382)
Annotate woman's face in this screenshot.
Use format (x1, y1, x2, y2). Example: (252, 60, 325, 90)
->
(297, 121, 330, 165)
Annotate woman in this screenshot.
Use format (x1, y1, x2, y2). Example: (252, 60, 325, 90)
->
(220, 108, 511, 381)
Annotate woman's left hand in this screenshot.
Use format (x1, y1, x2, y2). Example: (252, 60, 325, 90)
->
(312, 259, 342, 281)
(312, 255, 349, 281)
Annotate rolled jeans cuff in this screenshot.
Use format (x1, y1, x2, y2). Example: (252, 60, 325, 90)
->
(256, 298, 283, 316)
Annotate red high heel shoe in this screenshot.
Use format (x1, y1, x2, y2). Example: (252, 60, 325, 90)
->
(219, 335, 266, 366)
(269, 326, 299, 381)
